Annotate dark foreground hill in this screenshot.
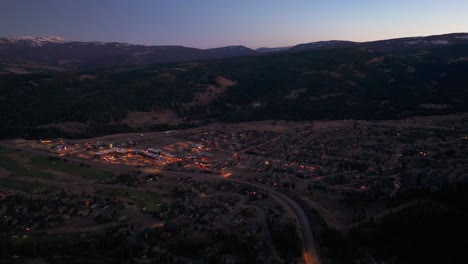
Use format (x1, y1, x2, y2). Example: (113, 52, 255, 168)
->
(0, 43, 467, 138)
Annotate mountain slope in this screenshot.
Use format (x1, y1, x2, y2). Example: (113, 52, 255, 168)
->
(290, 40, 357, 51)
(206, 45, 257, 58)
(1, 42, 468, 138)
(256, 46, 291, 53)
(289, 33, 468, 52)
(0, 37, 258, 71)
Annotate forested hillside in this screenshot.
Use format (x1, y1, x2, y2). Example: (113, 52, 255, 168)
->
(1, 44, 468, 138)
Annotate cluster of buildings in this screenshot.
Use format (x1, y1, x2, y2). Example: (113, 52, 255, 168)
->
(139, 178, 273, 264)
(1, 191, 125, 233)
(185, 129, 281, 151)
(88, 140, 218, 166)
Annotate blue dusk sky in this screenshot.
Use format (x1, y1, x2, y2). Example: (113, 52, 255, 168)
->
(1, 0, 467, 49)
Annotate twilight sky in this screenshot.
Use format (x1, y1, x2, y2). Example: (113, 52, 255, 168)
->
(1, 0, 468, 49)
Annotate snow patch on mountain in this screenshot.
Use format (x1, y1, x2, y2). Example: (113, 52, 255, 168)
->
(406, 39, 451, 46)
(430, 40, 450, 45)
(406, 40, 426, 45)
(5, 36, 68, 47)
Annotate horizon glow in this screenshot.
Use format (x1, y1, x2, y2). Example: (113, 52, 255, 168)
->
(1, 0, 468, 49)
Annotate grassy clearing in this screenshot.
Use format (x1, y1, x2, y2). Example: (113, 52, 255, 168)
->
(0, 146, 113, 183)
(0, 177, 55, 194)
(0, 152, 56, 180)
(0, 147, 14, 154)
(29, 156, 115, 183)
(97, 188, 161, 212)
(0, 147, 115, 198)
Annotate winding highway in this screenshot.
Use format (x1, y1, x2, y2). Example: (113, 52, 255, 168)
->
(229, 178, 320, 264)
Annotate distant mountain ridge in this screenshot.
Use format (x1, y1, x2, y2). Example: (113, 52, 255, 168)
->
(358, 33, 468, 51)
(290, 40, 356, 51)
(206, 45, 257, 57)
(289, 33, 468, 52)
(255, 46, 292, 53)
(0, 37, 257, 71)
(0, 36, 67, 46)
(1, 32, 468, 72)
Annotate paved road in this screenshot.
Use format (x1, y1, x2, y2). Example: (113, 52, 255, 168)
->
(229, 179, 320, 264)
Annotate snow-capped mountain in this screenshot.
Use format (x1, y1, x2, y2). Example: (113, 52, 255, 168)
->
(358, 33, 468, 51)
(1, 36, 68, 46)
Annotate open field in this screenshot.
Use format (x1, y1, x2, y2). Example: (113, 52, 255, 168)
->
(0, 177, 55, 193)
(28, 155, 114, 182)
(0, 148, 56, 180)
(0, 146, 115, 183)
(96, 187, 162, 213)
